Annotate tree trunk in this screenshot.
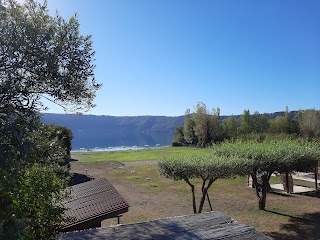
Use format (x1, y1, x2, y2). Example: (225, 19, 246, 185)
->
(207, 193, 213, 211)
(315, 166, 318, 191)
(198, 178, 215, 213)
(259, 182, 268, 210)
(185, 178, 197, 214)
(252, 172, 270, 210)
(198, 190, 207, 213)
(286, 172, 289, 193)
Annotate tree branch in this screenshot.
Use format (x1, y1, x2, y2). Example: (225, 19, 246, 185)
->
(198, 177, 217, 213)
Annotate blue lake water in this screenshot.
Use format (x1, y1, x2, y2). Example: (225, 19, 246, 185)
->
(71, 130, 173, 151)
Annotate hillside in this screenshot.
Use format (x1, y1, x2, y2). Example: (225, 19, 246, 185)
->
(41, 114, 184, 149)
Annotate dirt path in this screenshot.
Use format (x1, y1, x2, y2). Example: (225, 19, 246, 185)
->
(122, 160, 157, 167)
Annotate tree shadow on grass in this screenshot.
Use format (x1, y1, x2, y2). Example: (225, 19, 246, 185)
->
(270, 190, 295, 197)
(266, 211, 320, 240)
(295, 190, 320, 198)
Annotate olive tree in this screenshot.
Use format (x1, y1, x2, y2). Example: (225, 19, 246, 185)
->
(0, 0, 101, 238)
(160, 140, 320, 213)
(158, 153, 247, 214)
(212, 140, 320, 210)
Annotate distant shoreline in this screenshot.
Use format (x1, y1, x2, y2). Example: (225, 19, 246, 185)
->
(71, 145, 169, 153)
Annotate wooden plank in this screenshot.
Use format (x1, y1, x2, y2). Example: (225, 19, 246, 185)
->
(58, 211, 271, 239)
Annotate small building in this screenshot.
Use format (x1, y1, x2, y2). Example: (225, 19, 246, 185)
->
(59, 211, 270, 239)
(59, 178, 129, 232)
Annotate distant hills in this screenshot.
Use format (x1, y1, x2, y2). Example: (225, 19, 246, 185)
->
(41, 114, 184, 149)
(41, 111, 298, 150)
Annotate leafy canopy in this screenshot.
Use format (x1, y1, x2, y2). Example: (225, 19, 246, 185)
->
(212, 139, 320, 173)
(159, 153, 247, 181)
(159, 139, 320, 211)
(0, 0, 101, 238)
(0, 0, 101, 113)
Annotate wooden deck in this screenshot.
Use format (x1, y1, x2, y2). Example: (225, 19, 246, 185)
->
(59, 211, 271, 239)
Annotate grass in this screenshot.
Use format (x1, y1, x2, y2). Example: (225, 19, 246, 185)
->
(72, 146, 210, 162)
(70, 148, 320, 239)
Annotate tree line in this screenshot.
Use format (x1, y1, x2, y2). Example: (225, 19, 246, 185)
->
(163, 102, 320, 213)
(172, 102, 320, 147)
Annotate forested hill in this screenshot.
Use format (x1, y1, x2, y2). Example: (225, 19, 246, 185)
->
(41, 114, 185, 149)
(41, 111, 298, 149)
(42, 114, 185, 134)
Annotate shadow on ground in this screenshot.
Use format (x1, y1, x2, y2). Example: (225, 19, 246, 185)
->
(295, 190, 320, 198)
(267, 211, 320, 240)
(70, 173, 93, 186)
(270, 190, 295, 198)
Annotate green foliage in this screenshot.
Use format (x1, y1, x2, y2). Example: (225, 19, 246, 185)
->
(222, 115, 239, 139)
(212, 139, 320, 209)
(183, 109, 196, 145)
(298, 109, 320, 138)
(160, 139, 320, 212)
(176, 102, 225, 148)
(193, 102, 210, 147)
(158, 152, 247, 213)
(208, 107, 223, 143)
(0, 0, 101, 113)
(269, 107, 299, 135)
(0, 165, 69, 240)
(173, 103, 319, 147)
(172, 126, 185, 146)
(159, 153, 246, 181)
(239, 110, 252, 135)
(0, 0, 100, 238)
(213, 139, 320, 173)
(251, 112, 270, 134)
(269, 116, 289, 134)
(39, 124, 73, 166)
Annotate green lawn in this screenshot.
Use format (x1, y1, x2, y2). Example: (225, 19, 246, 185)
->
(72, 146, 210, 162)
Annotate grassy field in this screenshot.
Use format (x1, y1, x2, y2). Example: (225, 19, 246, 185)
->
(72, 146, 210, 162)
(70, 147, 320, 240)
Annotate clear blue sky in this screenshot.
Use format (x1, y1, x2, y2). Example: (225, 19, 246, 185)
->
(43, 0, 319, 116)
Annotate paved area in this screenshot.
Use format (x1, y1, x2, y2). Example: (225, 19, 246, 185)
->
(271, 184, 315, 193)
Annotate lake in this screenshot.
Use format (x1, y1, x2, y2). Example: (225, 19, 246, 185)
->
(71, 130, 173, 150)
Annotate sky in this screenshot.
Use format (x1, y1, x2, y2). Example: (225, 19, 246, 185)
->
(37, 1, 320, 116)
